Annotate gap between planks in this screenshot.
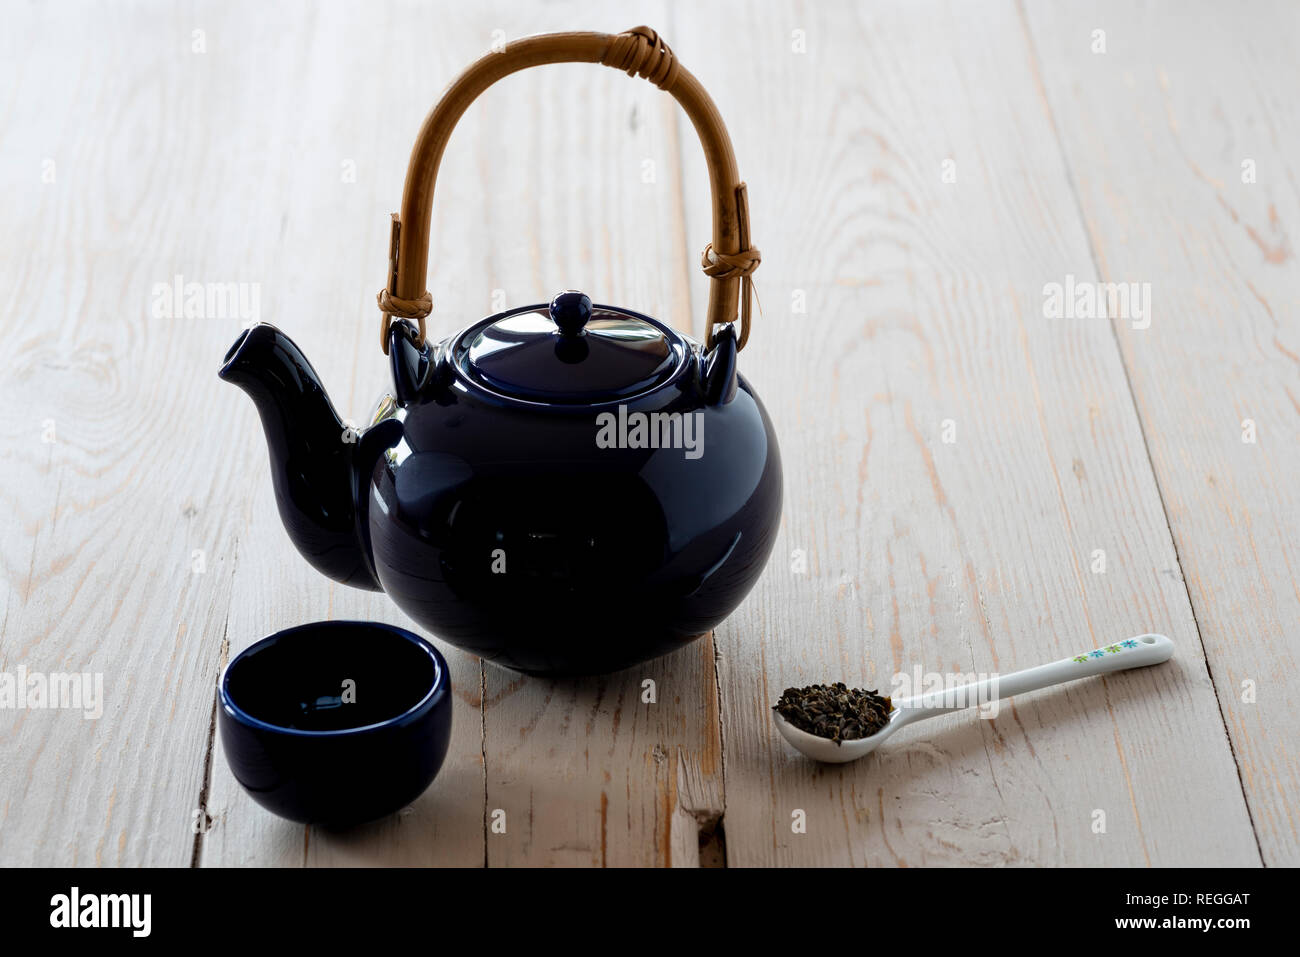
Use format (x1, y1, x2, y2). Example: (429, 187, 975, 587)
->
(190, 549, 236, 867)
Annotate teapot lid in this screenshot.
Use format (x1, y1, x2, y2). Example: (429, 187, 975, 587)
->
(451, 291, 689, 404)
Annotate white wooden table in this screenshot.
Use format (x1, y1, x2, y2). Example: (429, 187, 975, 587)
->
(2, 0, 1296, 867)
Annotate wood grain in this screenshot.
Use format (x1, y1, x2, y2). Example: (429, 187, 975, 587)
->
(0, 1, 272, 865)
(1025, 0, 1300, 865)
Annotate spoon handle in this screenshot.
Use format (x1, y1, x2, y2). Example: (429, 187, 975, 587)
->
(894, 633, 1174, 724)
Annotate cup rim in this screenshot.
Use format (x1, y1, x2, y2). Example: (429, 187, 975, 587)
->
(219, 620, 448, 738)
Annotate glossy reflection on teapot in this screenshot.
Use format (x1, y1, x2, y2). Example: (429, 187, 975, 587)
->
(220, 292, 782, 675)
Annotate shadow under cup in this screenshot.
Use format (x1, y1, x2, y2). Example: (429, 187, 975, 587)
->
(218, 621, 452, 827)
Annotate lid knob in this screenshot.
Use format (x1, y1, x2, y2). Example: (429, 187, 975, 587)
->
(550, 290, 592, 337)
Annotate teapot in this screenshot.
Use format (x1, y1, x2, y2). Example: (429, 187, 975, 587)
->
(219, 27, 782, 675)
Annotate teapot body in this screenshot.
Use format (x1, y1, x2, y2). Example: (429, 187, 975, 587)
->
(365, 309, 782, 675)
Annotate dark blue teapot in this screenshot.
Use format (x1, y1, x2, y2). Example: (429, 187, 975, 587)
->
(219, 27, 782, 675)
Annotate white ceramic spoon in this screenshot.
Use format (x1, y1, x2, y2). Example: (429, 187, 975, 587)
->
(774, 633, 1175, 764)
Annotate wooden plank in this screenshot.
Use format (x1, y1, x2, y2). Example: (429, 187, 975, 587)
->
(474, 1, 725, 867)
(673, 0, 1260, 865)
(197, 0, 489, 866)
(0, 2, 273, 865)
(1024, 0, 1300, 864)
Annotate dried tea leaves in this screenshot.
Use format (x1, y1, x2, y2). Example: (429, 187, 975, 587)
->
(773, 682, 893, 744)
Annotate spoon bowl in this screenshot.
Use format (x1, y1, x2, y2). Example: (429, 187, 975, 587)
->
(774, 709, 906, 763)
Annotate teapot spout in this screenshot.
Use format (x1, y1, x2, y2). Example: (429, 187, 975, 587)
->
(219, 323, 381, 590)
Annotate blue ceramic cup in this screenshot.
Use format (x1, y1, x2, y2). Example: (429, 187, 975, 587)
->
(218, 620, 451, 826)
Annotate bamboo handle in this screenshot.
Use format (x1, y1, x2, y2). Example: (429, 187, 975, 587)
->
(378, 26, 759, 354)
